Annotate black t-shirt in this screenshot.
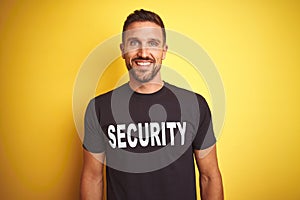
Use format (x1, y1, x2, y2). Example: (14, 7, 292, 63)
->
(83, 82, 216, 200)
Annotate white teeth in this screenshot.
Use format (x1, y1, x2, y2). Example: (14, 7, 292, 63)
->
(137, 62, 151, 66)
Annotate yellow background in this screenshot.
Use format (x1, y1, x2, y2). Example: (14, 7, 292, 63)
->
(0, 0, 299, 199)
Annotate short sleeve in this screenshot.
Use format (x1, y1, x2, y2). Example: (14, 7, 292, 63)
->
(192, 96, 216, 150)
(83, 99, 106, 153)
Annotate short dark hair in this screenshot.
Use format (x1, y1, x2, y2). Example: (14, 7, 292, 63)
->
(122, 9, 166, 44)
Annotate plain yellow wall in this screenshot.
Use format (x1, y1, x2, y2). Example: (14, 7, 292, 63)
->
(1, 1, 300, 200)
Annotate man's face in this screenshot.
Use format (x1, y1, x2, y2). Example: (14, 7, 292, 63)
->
(121, 21, 167, 83)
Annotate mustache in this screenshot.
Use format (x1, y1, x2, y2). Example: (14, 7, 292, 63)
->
(132, 57, 154, 62)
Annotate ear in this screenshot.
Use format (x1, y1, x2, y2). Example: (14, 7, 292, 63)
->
(162, 44, 168, 60)
(120, 43, 125, 59)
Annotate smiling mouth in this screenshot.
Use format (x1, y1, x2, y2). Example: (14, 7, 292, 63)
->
(136, 61, 151, 66)
(132, 57, 154, 67)
(133, 60, 154, 68)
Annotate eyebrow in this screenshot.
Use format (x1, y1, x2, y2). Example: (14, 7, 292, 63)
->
(126, 37, 162, 44)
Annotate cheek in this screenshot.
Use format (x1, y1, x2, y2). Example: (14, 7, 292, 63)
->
(125, 51, 138, 59)
(123, 53, 134, 61)
(153, 51, 165, 61)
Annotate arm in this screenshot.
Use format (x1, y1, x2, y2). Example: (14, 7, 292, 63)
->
(194, 144, 224, 200)
(80, 149, 105, 200)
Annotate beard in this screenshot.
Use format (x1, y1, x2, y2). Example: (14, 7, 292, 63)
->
(126, 60, 161, 83)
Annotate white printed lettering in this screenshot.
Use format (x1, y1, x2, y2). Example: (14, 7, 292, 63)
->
(108, 125, 116, 148)
(107, 122, 187, 149)
(127, 123, 138, 147)
(150, 122, 161, 146)
(161, 122, 166, 146)
(177, 122, 186, 145)
(138, 123, 149, 147)
(166, 122, 176, 146)
(117, 124, 126, 148)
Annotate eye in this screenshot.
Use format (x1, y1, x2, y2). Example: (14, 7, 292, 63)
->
(148, 40, 159, 47)
(129, 40, 139, 46)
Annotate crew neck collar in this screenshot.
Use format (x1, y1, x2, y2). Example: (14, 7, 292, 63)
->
(128, 81, 167, 95)
(126, 81, 169, 99)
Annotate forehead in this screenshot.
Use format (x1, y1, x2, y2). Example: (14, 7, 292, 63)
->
(124, 21, 163, 41)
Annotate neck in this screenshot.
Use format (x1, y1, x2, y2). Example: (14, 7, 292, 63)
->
(129, 75, 164, 94)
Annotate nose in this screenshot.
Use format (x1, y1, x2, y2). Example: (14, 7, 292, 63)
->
(137, 46, 149, 58)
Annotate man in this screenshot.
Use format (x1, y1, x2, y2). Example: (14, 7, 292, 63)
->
(81, 9, 223, 200)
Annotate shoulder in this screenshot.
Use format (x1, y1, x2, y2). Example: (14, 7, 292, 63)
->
(93, 83, 129, 103)
(85, 83, 130, 115)
(164, 82, 208, 105)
